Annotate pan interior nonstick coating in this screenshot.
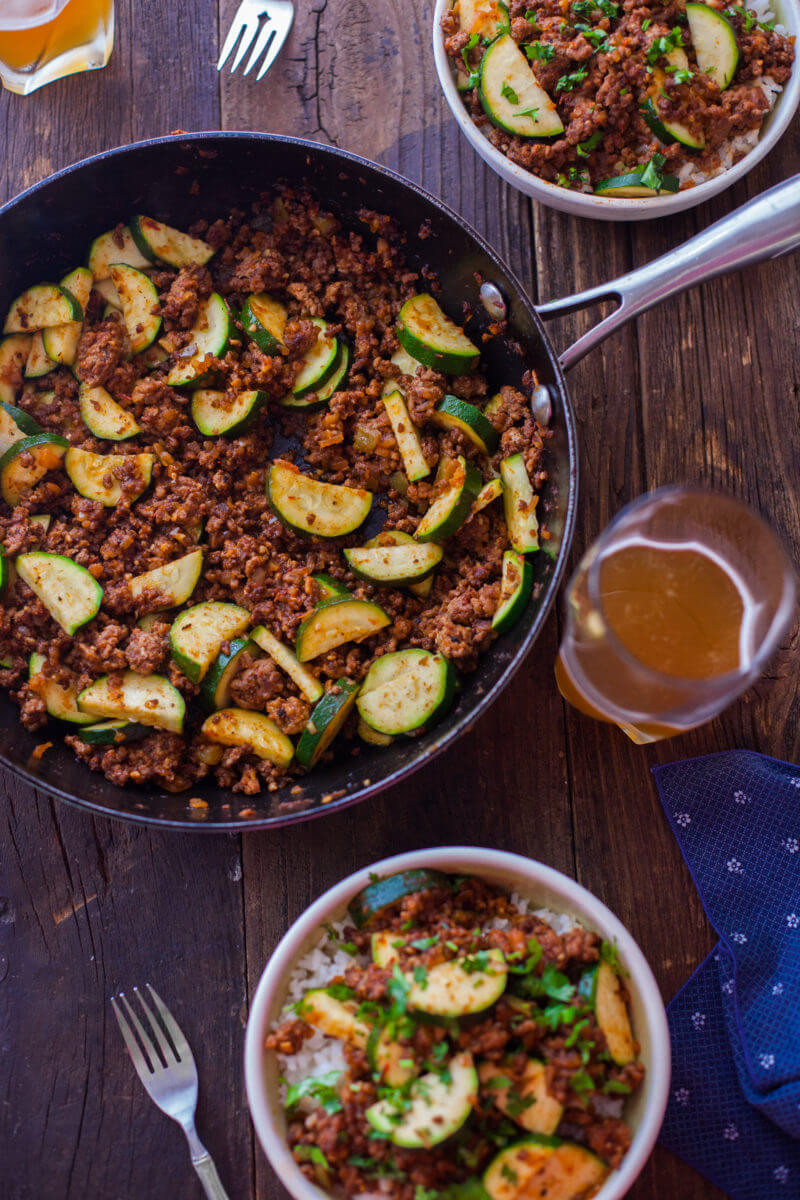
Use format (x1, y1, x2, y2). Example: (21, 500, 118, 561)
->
(0, 134, 577, 830)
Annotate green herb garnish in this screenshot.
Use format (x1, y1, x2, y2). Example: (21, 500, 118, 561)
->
(286, 1071, 343, 1115)
(501, 80, 520, 104)
(555, 68, 589, 91)
(576, 129, 603, 156)
(525, 40, 555, 60)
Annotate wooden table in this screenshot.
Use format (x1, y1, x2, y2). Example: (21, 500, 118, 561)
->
(2, 3, 798, 1197)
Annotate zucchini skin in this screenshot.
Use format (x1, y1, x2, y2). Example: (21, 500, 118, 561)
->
(295, 678, 360, 768)
(347, 868, 450, 928)
(492, 550, 534, 634)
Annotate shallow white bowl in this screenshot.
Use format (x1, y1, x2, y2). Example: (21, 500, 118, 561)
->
(432, 0, 800, 220)
(245, 847, 671, 1200)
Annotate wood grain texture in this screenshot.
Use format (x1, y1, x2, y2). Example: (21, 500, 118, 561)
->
(2, 0, 798, 1197)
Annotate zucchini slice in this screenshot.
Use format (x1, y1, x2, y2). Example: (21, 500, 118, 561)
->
(492, 550, 534, 634)
(0, 433, 68, 506)
(410, 949, 507, 1016)
(282, 342, 350, 411)
(479, 1060, 564, 1136)
(385, 345, 422, 383)
(29, 651, 93, 724)
(367, 1023, 418, 1086)
(201, 636, 255, 710)
(0, 334, 32, 405)
(166, 293, 232, 387)
(364, 530, 437, 598)
(191, 388, 266, 436)
(93, 277, 122, 311)
(169, 601, 250, 683)
(344, 540, 442, 586)
(594, 170, 681, 197)
(301, 988, 370, 1047)
(459, 0, 502, 37)
(474, 476, 504, 514)
(382, 389, 430, 482)
(432, 395, 499, 455)
(30, 513, 51, 533)
(311, 571, 351, 602)
(296, 678, 360, 768)
(16, 553, 102, 635)
(295, 598, 390, 663)
(250, 625, 324, 703)
(76, 719, 150, 745)
(267, 460, 373, 539)
(686, 3, 739, 89)
(480, 34, 564, 139)
(640, 95, 704, 151)
(108, 264, 162, 356)
(0, 405, 34, 458)
(200, 707, 294, 767)
(348, 868, 450, 928)
(291, 319, 339, 397)
(129, 549, 204, 612)
(0, 398, 43, 439)
(41, 267, 93, 367)
(397, 294, 480, 375)
(88, 225, 150, 280)
(79, 383, 141, 441)
(129, 215, 215, 268)
(64, 447, 154, 507)
(578, 961, 636, 1065)
(415, 456, 482, 543)
(78, 671, 185, 734)
(483, 1138, 607, 1200)
(25, 332, 54, 379)
(500, 454, 539, 553)
(4, 284, 82, 334)
(357, 648, 455, 736)
(241, 293, 287, 353)
(366, 1052, 478, 1148)
(358, 716, 394, 746)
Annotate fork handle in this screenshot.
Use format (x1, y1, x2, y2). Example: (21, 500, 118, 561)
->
(184, 1123, 230, 1200)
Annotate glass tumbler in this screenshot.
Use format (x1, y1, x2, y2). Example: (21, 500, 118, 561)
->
(0, 0, 114, 95)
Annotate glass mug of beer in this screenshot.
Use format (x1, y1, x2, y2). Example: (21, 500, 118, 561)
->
(556, 486, 798, 743)
(0, 0, 114, 95)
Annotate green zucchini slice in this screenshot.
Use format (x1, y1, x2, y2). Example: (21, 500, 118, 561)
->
(364, 530, 437, 597)
(301, 988, 370, 1047)
(687, 3, 739, 89)
(79, 383, 141, 441)
(78, 671, 186, 734)
(458, 0, 502, 38)
(201, 636, 255, 710)
(412, 949, 507, 1016)
(415, 456, 482, 543)
(291, 319, 339, 397)
(367, 1023, 418, 1086)
(29, 652, 93, 724)
(474, 476, 504, 514)
(432, 395, 499, 455)
(64, 448, 154, 507)
(397, 294, 480, 374)
(500, 454, 539, 553)
(129, 549, 204, 612)
(478, 1060, 564, 1136)
(267, 460, 373, 538)
(357, 716, 394, 746)
(17, 553, 102, 635)
(75, 719, 150, 746)
(295, 598, 390, 663)
(357, 648, 455, 736)
(0, 434, 68, 506)
(129, 215, 215, 268)
(492, 550, 534, 634)
(191, 388, 266, 436)
(250, 625, 324, 703)
(578, 961, 636, 1065)
(0, 334, 32, 405)
(640, 95, 704, 151)
(366, 1052, 478, 1148)
(4, 284, 82, 334)
(241, 293, 287, 353)
(311, 571, 351, 602)
(25, 332, 54, 379)
(483, 1138, 607, 1200)
(88, 225, 150, 280)
(108, 264, 162, 355)
(29, 513, 51, 533)
(0, 404, 35, 458)
(93, 277, 122, 311)
(480, 33, 564, 139)
(41, 267, 93, 367)
(166, 293, 232, 387)
(384, 345, 422, 385)
(200, 707, 294, 766)
(0, 399, 43, 438)
(348, 868, 450, 928)
(344, 540, 442, 585)
(382, 389, 430, 482)
(281, 342, 350, 411)
(594, 170, 681, 197)
(296, 678, 360, 768)
(169, 601, 250, 683)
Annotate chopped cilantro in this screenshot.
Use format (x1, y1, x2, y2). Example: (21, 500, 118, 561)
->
(445, 940, 459, 953)
(603, 1078, 632, 1094)
(601, 939, 625, 974)
(285, 1070, 343, 1115)
(646, 26, 683, 63)
(555, 68, 589, 92)
(505, 1087, 536, 1117)
(640, 152, 667, 191)
(575, 22, 608, 47)
(431, 1040, 449, 1062)
(325, 983, 355, 1002)
(461, 31, 480, 73)
(570, 1067, 596, 1094)
(340, 940, 359, 956)
(524, 7, 538, 19)
(576, 129, 603, 156)
(416, 1188, 440, 1200)
(565, 1017, 591, 1046)
(401, 918, 415, 931)
(387, 964, 410, 1016)
(501, 80, 520, 104)
(462, 949, 491, 973)
(295, 1146, 329, 1169)
(518, 105, 541, 121)
(410, 935, 438, 951)
(666, 64, 693, 83)
(500, 1165, 519, 1184)
(641, 16, 652, 29)
(413, 964, 429, 990)
(542, 1001, 580, 1030)
(485, 1073, 513, 1090)
(525, 40, 555, 61)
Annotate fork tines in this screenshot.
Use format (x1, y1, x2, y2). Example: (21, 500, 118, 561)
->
(111, 984, 185, 1077)
(217, 0, 294, 80)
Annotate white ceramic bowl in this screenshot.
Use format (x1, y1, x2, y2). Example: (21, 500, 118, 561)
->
(432, 0, 800, 220)
(245, 847, 671, 1200)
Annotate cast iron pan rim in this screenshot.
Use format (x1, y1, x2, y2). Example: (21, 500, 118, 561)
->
(0, 131, 579, 831)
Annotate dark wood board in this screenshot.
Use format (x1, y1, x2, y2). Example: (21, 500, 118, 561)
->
(2, 0, 799, 1196)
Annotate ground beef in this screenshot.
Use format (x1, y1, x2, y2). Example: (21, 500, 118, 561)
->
(75, 315, 129, 386)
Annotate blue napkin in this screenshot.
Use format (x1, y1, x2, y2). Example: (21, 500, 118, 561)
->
(653, 750, 800, 1199)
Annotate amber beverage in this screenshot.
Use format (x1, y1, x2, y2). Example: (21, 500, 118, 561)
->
(556, 487, 797, 742)
(0, 0, 114, 95)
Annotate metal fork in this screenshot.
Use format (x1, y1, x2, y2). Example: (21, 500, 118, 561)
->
(217, 0, 294, 80)
(111, 985, 230, 1200)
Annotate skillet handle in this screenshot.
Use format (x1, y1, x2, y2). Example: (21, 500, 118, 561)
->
(536, 174, 800, 372)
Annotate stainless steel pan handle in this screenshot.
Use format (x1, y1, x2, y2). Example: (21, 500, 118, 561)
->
(536, 174, 800, 371)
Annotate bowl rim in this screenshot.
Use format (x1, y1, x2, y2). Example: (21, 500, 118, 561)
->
(244, 846, 672, 1200)
(431, 0, 800, 220)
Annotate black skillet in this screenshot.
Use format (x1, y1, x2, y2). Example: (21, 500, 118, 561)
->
(0, 133, 796, 830)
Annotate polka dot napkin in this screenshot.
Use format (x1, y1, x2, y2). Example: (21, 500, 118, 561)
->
(653, 750, 800, 1199)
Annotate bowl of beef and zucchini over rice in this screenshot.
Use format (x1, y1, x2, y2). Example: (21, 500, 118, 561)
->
(434, 0, 799, 218)
(245, 849, 670, 1200)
